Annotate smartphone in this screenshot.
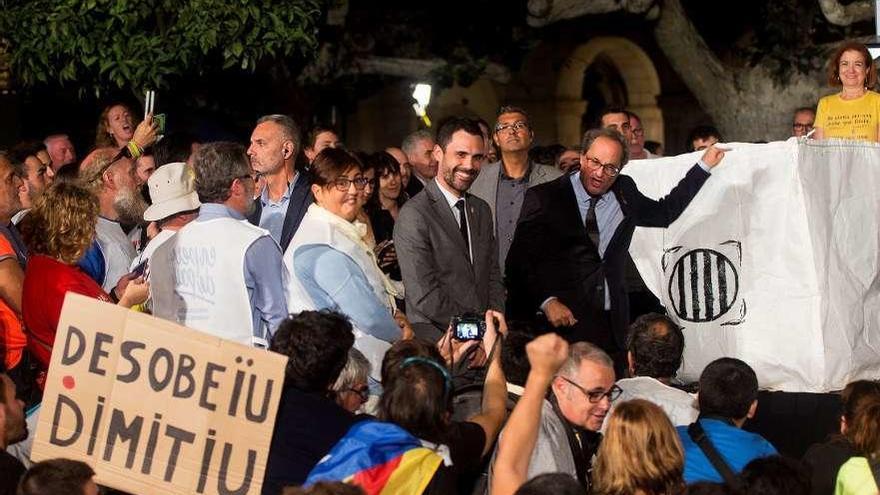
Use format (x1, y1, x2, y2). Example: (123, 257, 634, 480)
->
(144, 90, 166, 136)
(131, 260, 148, 278)
(377, 240, 395, 258)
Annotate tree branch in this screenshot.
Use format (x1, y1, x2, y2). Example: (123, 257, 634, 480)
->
(526, 0, 655, 27)
(350, 56, 511, 83)
(817, 0, 874, 26)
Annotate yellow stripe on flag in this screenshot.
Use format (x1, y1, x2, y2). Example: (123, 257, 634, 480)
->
(379, 447, 443, 495)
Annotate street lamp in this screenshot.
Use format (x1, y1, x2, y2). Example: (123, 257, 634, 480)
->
(412, 83, 432, 127)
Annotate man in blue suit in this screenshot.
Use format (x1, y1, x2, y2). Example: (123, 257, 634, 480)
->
(246, 114, 313, 251)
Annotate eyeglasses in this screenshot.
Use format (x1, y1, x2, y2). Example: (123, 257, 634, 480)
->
(584, 156, 621, 177)
(235, 174, 256, 182)
(346, 386, 370, 402)
(792, 123, 814, 131)
(330, 176, 370, 192)
(495, 121, 529, 134)
(558, 376, 622, 403)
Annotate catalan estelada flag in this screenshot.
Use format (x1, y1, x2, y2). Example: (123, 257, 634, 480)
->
(305, 420, 450, 494)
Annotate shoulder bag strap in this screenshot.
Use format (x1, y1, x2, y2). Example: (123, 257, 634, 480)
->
(687, 421, 742, 490)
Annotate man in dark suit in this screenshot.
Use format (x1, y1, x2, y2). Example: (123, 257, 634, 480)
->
(394, 118, 505, 341)
(401, 129, 437, 199)
(506, 127, 726, 359)
(246, 114, 313, 251)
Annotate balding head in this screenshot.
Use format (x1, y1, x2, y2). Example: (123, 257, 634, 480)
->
(79, 147, 146, 223)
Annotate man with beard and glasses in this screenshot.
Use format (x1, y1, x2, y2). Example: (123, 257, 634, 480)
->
(394, 118, 504, 341)
(149, 142, 287, 347)
(79, 147, 148, 295)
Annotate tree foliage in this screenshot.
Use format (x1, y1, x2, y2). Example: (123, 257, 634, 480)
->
(0, 0, 322, 95)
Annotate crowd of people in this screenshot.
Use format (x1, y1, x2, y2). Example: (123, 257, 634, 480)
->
(0, 39, 879, 495)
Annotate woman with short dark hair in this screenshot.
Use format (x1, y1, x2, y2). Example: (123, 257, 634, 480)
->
(284, 148, 412, 385)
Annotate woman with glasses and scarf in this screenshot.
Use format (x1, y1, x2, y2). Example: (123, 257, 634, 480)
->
(284, 148, 413, 386)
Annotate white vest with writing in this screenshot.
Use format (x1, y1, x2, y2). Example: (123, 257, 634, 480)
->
(150, 217, 267, 346)
(285, 209, 394, 380)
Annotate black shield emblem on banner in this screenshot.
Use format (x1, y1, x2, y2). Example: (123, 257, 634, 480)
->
(663, 241, 746, 326)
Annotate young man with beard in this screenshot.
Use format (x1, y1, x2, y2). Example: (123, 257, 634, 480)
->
(9, 142, 54, 225)
(394, 118, 504, 341)
(79, 147, 149, 294)
(149, 142, 287, 347)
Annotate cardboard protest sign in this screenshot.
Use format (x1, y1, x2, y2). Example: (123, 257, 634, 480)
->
(31, 293, 288, 495)
(626, 139, 880, 392)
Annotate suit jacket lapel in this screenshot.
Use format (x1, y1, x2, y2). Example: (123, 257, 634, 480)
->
(280, 173, 313, 249)
(425, 181, 474, 269)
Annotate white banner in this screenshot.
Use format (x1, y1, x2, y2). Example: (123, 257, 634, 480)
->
(626, 139, 880, 392)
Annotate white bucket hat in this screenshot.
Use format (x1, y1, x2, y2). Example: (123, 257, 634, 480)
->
(143, 162, 201, 222)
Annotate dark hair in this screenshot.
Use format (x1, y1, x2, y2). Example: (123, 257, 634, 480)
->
(528, 144, 566, 167)
(827, 41, 877, 87)
(738, 456, 811, 495)
(685, 482, 732, 495)
(54, 163, 80, 183)
(19, 458, 96, 495)
(378, 356, 451, 443)
(475, 117, 491, 137)
(687, 125, 722, 152)
(597, 106, 628, 128)
(436, 117, 483, 151)
(380, 339, 445, 385)
(310, 148, 363, 188)
(153, 131, 200, 167)
(644, 141, 662, 155)
(580, 127, 630, 167)
(847, 395, 880, 458)
(626, 313, 684, 379)
(501, 327, 534, 387)
(269, 310, 355, 392)
(496, 105, 531, 128)
(306, 125, 339, 150)
(365, 151, 404, 211)
(9, 140, 46, 165)
(793, 106, 816, 117)
(514, 473, 582, 495)
(283, 482, 365, 495)
(192, 141, 250, 203)
(841, 380, 880, 423)
(697, 357, 759, 419)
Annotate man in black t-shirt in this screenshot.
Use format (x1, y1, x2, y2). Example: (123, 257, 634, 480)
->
(262, 311, 359, 495)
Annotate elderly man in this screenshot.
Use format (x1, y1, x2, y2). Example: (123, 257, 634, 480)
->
(130, 161, 201, 271)
(79, 147, 148, 294)
(43, 134, 76, 170)
(506, 128, 725, 364)
(491, 340, 617, 492)
(150, 142, 286, 347)
(246, 114, 313, 251)
(469, 106, 561, 270)
(401, 129, 437, 198)
(627, 111, 657, 160)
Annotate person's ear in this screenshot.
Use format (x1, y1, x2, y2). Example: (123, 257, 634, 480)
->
(432, 144, 443, 165)
(626, 351, 635, 377)
(282, 142, 294, 159)
(840, 415, 848, 435)
(747, 399, 758, 419)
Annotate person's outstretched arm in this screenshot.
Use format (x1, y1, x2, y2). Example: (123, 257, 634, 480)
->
(490, 333, 569, 495)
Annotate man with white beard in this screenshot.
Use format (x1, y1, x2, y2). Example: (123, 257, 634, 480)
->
(79, 147, 149, 295)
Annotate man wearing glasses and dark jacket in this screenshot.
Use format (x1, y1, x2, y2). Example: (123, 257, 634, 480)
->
(505, 127, 726, 367)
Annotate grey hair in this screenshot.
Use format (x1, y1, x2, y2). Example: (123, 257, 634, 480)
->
(580, 127, 630, 168)
(557, 342, 614, 379)
(401, 129, 435, 156)
(256, 114, 302, 150)
(331, 347, 371, 392)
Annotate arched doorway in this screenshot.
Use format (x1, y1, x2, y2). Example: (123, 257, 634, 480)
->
(556, 37, 663, 148)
